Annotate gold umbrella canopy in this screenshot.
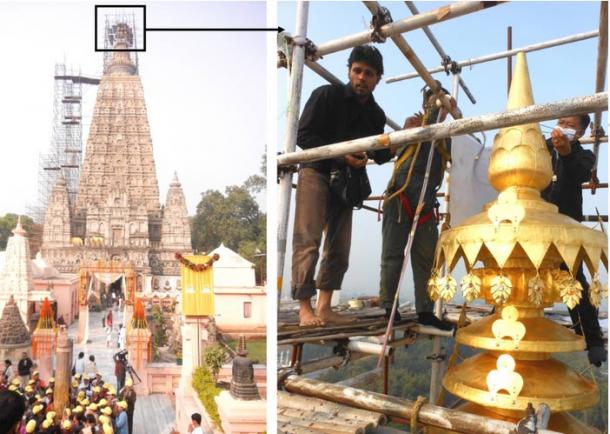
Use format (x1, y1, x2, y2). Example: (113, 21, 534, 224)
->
(431, 52, 607, 309)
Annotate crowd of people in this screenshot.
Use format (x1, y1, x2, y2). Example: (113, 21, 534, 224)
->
(0, 353, 137, 434)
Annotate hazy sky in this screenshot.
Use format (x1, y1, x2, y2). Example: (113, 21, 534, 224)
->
(0, 1, 266, 217)
(278, 1, 608, 300)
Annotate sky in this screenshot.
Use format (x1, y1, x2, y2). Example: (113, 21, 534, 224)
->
(0, 1, 267, 218)
(277, 1, 609, 301)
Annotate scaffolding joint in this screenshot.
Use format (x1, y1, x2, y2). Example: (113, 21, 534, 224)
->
(277, 368, 298, 389)
(426, 352, 446, 362)
(370, 5, 393, 43)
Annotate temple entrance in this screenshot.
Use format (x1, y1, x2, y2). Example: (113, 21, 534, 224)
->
(77, 259, 136, 344)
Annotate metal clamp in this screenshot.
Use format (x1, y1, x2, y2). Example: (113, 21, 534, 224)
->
(441, 56, 462, 75)
(426, 352, 447, 362)
(370, 6, 393, 43)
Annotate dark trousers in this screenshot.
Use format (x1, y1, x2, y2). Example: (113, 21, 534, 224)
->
(566, 264, 604, 348)
(291, 168, 353, 300)
(127, 411, 134, 434)
(379, 198, 437, 313)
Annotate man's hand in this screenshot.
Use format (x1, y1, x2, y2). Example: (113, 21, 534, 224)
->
(345, 152, 368, 169)
(404, 112, 423, 129)
(551, 128, 572, 156)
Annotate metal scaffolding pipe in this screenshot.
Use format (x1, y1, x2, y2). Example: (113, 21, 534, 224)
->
(347, 339, 391, 356)
(363, 1, 461, 119)
(404, 1, 476, 104)
(315, 1, 503, 57)
(305, 60, 403, 131)
(277, 1, 309, 298)
(592, 1, 608, 171)
(386, 30, 599, 83)
(278, 93, 608, 166)
(282, 376, 565, 434)
(580, 135, 608, 144)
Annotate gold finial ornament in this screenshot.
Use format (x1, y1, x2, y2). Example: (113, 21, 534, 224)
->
(460, 273, 482, 302)
(438, 275, 457, 302)
(428, 52, 607, 434)
(527, 274, 544, 306)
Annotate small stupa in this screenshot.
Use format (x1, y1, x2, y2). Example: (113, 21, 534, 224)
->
(0, 295, 31, 361)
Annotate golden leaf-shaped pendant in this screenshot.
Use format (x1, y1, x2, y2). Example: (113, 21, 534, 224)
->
(559, 278, 583, 310)
(438, 275, 457, 302)
(461, 273, 481, 303)
(589, 279, 603, 308)
(527, 274, 545, 306)
(490, 275, 512, 305)
(427, 271, 440, 301)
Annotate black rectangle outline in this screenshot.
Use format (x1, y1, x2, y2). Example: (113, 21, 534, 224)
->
(94, 4, 146, 52)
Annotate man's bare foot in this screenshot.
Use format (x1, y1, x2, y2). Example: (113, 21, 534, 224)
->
(316, 309, 355, 325)
(299, 300, 325, 327)
(299, 311, 325, 327)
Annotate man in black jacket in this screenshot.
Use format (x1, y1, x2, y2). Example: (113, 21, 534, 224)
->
(291, 45, 391, 326)
(17, 352, 33, 388)
(542, 114, 606, 366)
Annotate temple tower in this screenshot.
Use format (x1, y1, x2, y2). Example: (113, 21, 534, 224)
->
(0, 218, 34, 326)
(161, 173, 192, 251)
(40, 20, 191, 282)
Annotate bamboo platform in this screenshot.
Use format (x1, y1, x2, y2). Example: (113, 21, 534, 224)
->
(278, 301, 608, 347)
(277, 390, 386, 434)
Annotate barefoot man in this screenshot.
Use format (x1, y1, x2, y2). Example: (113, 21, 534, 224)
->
(291, 45, 391, 326)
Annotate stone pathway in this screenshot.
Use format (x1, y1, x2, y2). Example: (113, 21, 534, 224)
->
(67, 308, 177, 434)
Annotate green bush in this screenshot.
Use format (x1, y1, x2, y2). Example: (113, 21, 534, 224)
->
(203, 345, 226, 381)
(192, 366, 224, 431)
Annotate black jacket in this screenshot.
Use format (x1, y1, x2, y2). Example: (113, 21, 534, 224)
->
(541, 137, 594, 222)
(297, 84, 391, 174)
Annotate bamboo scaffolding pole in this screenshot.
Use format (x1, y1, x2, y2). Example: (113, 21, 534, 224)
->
(404, 1, 476, 104)
(363, 1, 461, 119)
(282, 376, 566, 434)
(429, 73, 460, 406)
(580, 135, 608, 144)
(315, 1, 503, 58)
(386, 30, 599, 83)
(304, 59, 403, 131)
(277, 1, 309, 300)
(278, 390, 387, 426)
(592, 1, 608, 176)
(278, 92, 608, 166)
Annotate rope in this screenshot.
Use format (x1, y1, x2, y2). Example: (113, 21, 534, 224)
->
(436, 303, 469, 406)
(410, 396, 427, 433)
(383, 109, 450, 208)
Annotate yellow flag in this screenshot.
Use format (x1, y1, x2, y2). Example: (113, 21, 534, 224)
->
(181, 255, 214, 316)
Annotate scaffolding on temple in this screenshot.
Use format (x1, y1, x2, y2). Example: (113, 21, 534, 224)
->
(28, 63, 97, 223)
(102, 12, 142, 74)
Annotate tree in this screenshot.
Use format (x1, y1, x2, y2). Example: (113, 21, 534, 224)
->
(191, 158, 266, 283)
(203, 345, 226, 382)
(0, 213, 36, 250)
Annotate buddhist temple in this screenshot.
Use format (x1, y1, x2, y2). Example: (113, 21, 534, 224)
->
(41, 21, 192, 294)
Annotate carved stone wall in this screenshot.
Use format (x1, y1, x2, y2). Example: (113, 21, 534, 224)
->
(42, 175, 72, 248)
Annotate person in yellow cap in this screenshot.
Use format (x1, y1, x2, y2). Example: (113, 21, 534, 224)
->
(87, 402, 98, 412)
(98, 398, 108, 407)
(102, 406, 113, 416)
(114, 401, 129, 434)
(25, 419, 36, 434)
(73, 405, 83, 414)
(40, 419, 52, 432)
(119, 378, 136, 434)
(61, 419, 72, 433)
(46, 411, 56, 422)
